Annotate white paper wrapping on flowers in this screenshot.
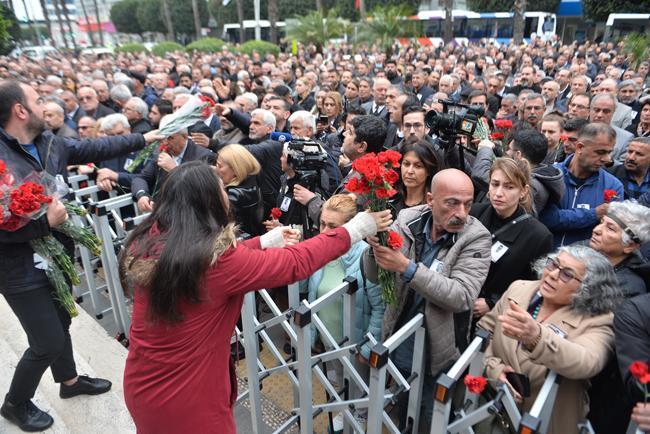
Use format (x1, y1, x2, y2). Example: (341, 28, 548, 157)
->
(158, 95, 208, 136)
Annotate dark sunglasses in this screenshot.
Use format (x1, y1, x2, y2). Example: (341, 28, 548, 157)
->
(545, 258, 583, 283)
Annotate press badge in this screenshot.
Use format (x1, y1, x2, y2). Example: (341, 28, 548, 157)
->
(576, 204, 590, 209)
(33, 253, 49, 271)
(430, 259, 444, 273)
(280, 196, 292, 212)
(123, 158, 134, 170)
(491, 241, 509, 263)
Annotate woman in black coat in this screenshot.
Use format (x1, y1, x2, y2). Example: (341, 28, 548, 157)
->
(470, 158, 553, 317)
(216, 144, 265, 237)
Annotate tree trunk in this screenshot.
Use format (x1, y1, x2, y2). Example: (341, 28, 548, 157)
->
(38, 0, 55, 46)
(59, 0, 78, 50)
(191, 0, 202, 40)
(442, 0, 453, 44)
(268, 0, 278, 44)
(92, 0, 104, 45)
(162, 0, 175, 41)
(79, 0, 96, 46)
(513, 0, 526, 45)
(359, 0, 366, 21)
(19, 0, 36, 44)
(315, 0, 322, 12)
(236, 0, 245, 43)
(52, 0, 69, 49)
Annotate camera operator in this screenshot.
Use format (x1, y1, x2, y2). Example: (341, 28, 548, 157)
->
(294, 115, 387, 225)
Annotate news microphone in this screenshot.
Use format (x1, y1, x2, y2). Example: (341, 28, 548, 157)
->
(270, 132, 293, 142)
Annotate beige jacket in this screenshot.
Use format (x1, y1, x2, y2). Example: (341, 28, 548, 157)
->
(477, 280, 615, 434)
(365, 204, 492, 376)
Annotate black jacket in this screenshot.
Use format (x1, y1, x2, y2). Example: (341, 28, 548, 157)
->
(227, 175, 264, 237)
(130, 118, 153, 135)
(469, 203, 553, 308)
(607, 163, 649, 200)
(615, 294, 650, 402)
(0, 129, 146, 294)
(131, 139, 215, 198)
(89, 103, 115, 120)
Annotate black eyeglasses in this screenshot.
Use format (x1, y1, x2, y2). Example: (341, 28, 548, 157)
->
(545, 258, 583, 283)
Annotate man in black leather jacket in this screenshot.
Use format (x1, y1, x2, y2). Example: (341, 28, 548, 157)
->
(0, 81, 160, 432)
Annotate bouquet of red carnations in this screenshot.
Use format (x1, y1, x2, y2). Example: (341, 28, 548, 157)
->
(0, 161, 103, 317)
(126, 94, 216, 172)
(344, 150, 404, 305)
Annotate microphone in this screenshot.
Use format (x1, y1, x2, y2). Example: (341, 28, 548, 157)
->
(270, 131, 293, 142)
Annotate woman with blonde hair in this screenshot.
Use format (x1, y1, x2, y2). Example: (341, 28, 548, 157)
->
(216, 144, 264, 237)
(470, 158, 553, 319)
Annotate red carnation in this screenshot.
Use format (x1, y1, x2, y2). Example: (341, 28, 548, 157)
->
(375, 187, 397, 199)
(464, 375, 488, 394)
(270, 208, 282, 220)
(490, 132, 505, 140)
(159, 144, 169, 153)
(383, 169, 399, 185)
(494, 119, 513, 129)
(345, 176, 371, 195)
(641, 373, 650, 385)
(0, 159, 5, 175)
(198, 95, 217, 119)
(387, 231, 403, 250)
(559, 135, 569, 142)
(377, 150, 402, 168)
(604, 189, 618, 203)
(631, 361, 649, 380)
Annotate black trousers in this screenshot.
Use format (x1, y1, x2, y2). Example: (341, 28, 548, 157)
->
(3, 285, 77, 404)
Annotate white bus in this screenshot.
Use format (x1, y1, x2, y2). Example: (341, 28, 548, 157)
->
(604, 13, 650, 41)
(223, 20, 286, 44)
(412, 10, 557, 46)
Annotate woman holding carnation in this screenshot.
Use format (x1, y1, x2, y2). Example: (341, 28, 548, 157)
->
(120, 162, 392, 434)
(390, 138, 441, 217)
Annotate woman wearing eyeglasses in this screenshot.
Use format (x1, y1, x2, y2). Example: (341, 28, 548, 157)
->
(477, 245, 622, 434)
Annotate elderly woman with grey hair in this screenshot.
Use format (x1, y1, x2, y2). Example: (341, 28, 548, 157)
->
(589, 200, 650, 297)
(477, 245, 622, 434)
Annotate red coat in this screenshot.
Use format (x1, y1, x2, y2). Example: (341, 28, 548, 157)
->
(123, 228, 351, 434)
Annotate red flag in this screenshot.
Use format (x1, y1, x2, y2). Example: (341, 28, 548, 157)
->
(354, 0, 360, 9)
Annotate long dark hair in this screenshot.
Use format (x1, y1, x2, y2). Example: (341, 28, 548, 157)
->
(398, 138, 441, 201)
(120, 161, 232, 322)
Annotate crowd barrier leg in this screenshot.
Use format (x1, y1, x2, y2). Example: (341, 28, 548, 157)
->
(518, 371, 561, 434)
(293, 302, 314, 434)
(406, 326, 426, 433)
(241, 291, 265, 433)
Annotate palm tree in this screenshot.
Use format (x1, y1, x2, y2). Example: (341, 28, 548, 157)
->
(38, 0, 55, 45)
(59, 0, 78, 49)
(236, 0, 245, 43)
(442, 0, 453, 43)
(161, 0, 175, 40)
(191, 0, 202, 40)
(92, 0, 104, 45)
(268, 0, 278, 44)
(513, 0, 526, 45)
(51, 0, 69, 48)
(357, 5, 420, 56)
(286, 9, 347, 54)
(79, 0, 96, 46)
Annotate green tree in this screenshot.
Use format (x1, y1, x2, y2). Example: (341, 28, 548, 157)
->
(0, 5, 20, 54)
(357, 4, 419, 55)
(169, 0, 209, 40)
(468, 0, 559, 12)
(111, 0, 143, 35)
(623, 33, 650, 70)
(136, 0, 164, 34)
(582, 0, 650, 22)
(286, 8, 347, 53)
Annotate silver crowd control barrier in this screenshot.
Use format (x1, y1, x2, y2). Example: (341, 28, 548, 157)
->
(238, 277, 426, 434)
(431, 329, 563, 434)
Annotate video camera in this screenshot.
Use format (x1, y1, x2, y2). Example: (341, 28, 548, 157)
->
(271, 132, 329, 192)
(425, 99, 485, 138)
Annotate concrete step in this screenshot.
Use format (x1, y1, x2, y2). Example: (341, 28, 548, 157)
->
(0, 298, 135, 433)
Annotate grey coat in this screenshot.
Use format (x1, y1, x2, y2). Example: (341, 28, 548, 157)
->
(364, 205, 491, 375)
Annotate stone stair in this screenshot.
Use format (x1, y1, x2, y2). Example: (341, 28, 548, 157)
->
(0, 298, 135, 433)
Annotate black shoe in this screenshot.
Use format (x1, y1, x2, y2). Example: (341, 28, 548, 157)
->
(59, 375, 112, 399)
(0, 397, 54, 432)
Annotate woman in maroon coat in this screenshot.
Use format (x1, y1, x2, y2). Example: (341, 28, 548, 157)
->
(119, 161, 391, 434)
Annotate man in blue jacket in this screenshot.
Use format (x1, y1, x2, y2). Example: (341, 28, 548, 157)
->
(0, 81, 160, 432)
(540, 122, 624, 247)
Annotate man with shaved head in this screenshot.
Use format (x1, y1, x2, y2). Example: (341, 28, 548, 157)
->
(365, 168, 491, 432)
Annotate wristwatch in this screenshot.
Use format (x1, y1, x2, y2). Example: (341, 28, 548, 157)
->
(134, 190, 149, 201)
(524, 323, 543, 352)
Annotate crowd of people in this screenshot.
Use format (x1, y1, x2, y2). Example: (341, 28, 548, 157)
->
(0, 34, 650, 434)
